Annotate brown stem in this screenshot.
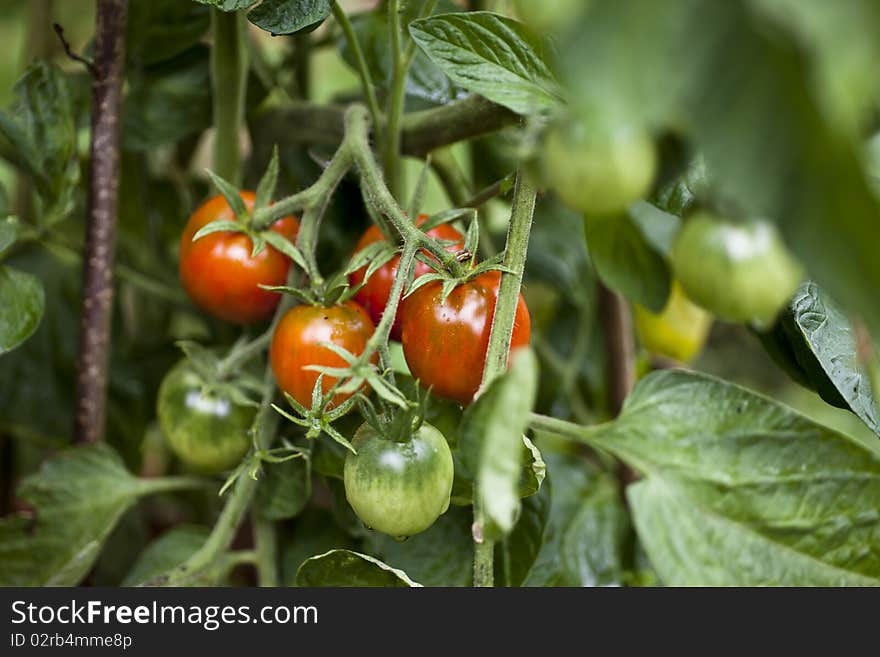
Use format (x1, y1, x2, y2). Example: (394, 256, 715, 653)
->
(73, 0, 128, 445)
(598, 283, 635, 415)
(252, 95, 518, 157)
(597, 283, 639, 487)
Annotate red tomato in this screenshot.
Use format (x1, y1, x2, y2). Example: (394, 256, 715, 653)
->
(270, 301, 378, 409)
(349, 215, 464, 340)
(179, 192, 299, 324)
(399, 271, 531, 405)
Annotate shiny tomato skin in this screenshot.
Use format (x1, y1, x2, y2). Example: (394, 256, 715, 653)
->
(349, 216, 464, 340)
(400, 271, 531, 405)
(270, 301, 378, 409)
(179, 191, 299, 324)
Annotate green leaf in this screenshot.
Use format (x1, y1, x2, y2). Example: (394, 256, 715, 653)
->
(0, 216, 19, 257)
(522, 453, 631, 587)
(123, 46, 212, 150)
(280, 509, 356, 585)
(122, 525, 211, 586)
(409, 11, 563, 115)
(296, 549, 422, 587)
(460, 348, 539, 538)
(761, 282, 880, 437)
(194, 0, 256, 10)
(0, 445, 156, 586)
(368, 506, 474, 587)
(127, 0, 211, 67)
(248, 0, 331, 35)
(0, 265, 45, 356)
(595, 370, 880, 586)
(584, 209, 673, 313)
(0, 62, 79, 224)
(255, 455, 312, 520)
(338, 1, 463, 107)
(496, 477, 551, 587)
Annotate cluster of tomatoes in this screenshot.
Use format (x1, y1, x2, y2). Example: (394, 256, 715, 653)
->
(160, 191, 530, 538)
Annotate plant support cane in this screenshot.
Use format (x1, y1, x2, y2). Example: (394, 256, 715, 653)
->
(73, 0, 128, 445)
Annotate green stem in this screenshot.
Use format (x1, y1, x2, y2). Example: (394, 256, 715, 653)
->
(216, 330, 272, 380)
(383, 0, 406, 199)
(346, 106, 464, 276)
(211, 9, 249, 184)
(471, 168, 537, 588)
(481, 169, 536, 384)
(137, 475, 213, 496)
(332, 1, 382, 138)
(527, 412, 613, 448)
(253, 514, 279, 587)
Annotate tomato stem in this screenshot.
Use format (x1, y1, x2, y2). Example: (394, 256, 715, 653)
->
(383, 0, 405, 199)
(210, 9, 248, 185)
(472, 168, 537, 588)
(253, 514, 279, 587)
(332, 1, 382, 142)
(216, 330, 272, 380)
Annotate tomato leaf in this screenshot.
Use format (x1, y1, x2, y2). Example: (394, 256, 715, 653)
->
(759, 282, 880, 437)
(366, 506, 474, 586)
(0, 62, 79, 225)
(256, 453, 312, 520)
(409, 12, 563, 115)
(495, 477, 551, 587)
(0, 445, 166, 586)
(193, 1, 256, 11)
(127, 0, 211, 67)
(248, 0, 332, 36)
(459, 348, 539, 539)
(591, 370, 880, 585)
(584, 206, 676, 313)
(122, 525, 212, 586)
(296, 549, 422, 587)
(0, 265, 45, 356)
(520, 453, 631, 587)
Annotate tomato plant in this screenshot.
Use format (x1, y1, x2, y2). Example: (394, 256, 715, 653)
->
(179, 192, 299, 324)
(2, 0, 880, 596)
(349, 215, 464, 340)
(343, 421, 454, 539)
(400, 271, 531, 405)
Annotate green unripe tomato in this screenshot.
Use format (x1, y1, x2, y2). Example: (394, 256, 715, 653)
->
(157, 360, 253, 473)
(634, 281, 713, 363)
(671, 213, 804, 327)
(514, 0, 588, 32)
(343, 422, 454, 539)
(542, 118, 658, 216)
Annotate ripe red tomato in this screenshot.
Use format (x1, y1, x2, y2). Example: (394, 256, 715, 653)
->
(179, 191, 299, 324)
(400, 271, 531, 405)
(348, 215, 464, 340)
(270, 301, 378, 409)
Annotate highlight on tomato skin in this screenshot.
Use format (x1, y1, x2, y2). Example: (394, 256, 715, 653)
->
(348, 215, 465, 340)
(399, 270, 531, 406)
(269, 300, 378, 410)
(157, 360, 254, 474)
(179, 191, 299, 325)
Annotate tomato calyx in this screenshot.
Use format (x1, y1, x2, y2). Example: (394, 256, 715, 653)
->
(358, 386, 431, 446)
(272, 374, 363, 454)
(175, 339, 263, 408)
